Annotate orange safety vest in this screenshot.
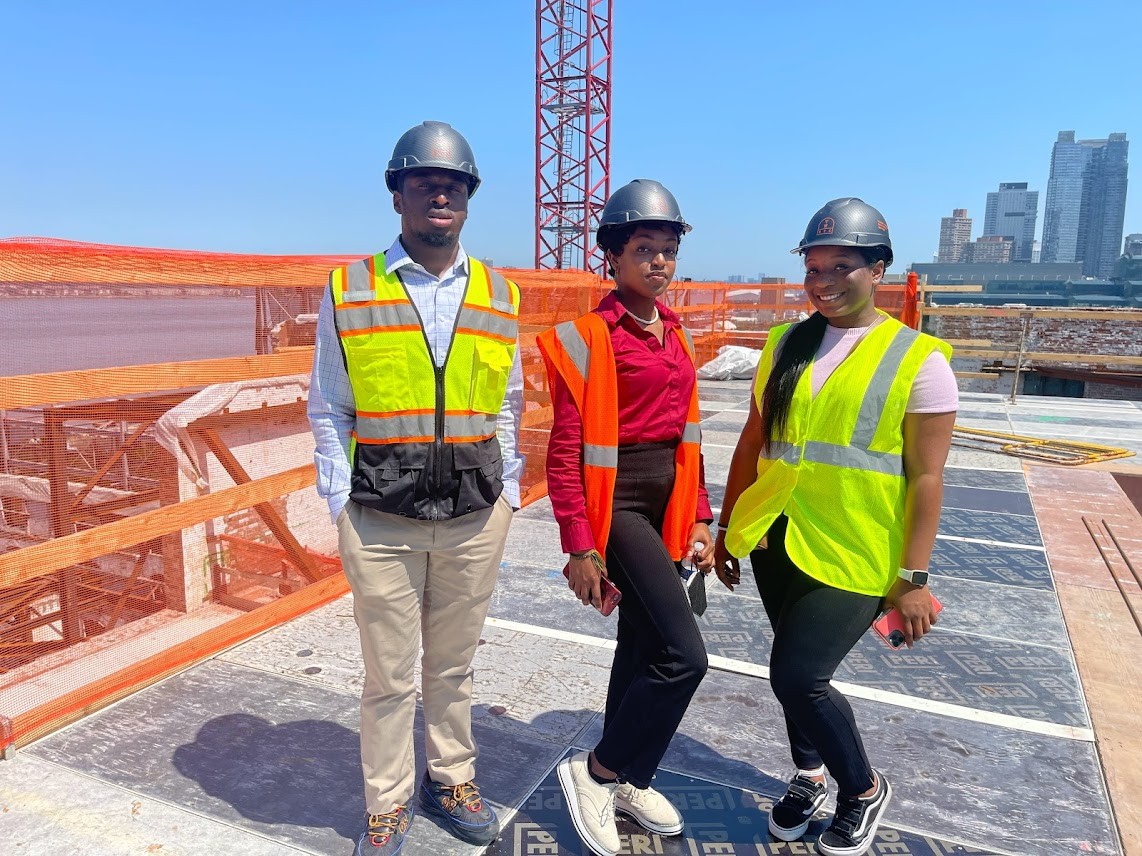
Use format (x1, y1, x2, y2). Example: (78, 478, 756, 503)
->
(537, 312, 703, 560)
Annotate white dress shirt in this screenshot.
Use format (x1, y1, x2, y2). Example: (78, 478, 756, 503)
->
(307, 236, 524, 522)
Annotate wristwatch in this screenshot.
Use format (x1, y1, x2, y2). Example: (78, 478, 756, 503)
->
(898, 568, 929, 586)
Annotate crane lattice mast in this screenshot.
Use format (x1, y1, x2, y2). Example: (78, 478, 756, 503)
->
(535, 0, 613, 274)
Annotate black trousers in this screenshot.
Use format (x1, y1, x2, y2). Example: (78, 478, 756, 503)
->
(751, 515, 883, 797)
(592, 443, 709, 788)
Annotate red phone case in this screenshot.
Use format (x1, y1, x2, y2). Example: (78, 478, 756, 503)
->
(873, 593, 943, 649)
(562, 563, 622, 616)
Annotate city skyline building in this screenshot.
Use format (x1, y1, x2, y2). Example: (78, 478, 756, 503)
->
(937, 208, 972, 263)
(1041, 131, 1130, 278)
(983, 182, 1038, 262)
(1124, 233, 1142, 257)
(962, 235, 1014, 264)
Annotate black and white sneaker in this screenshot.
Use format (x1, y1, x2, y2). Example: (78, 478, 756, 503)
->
(817, 770, 892, 856)
(768, 773, 828, 841)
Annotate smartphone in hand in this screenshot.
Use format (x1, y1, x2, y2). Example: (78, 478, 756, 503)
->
(562, 561, 622, 617)
(679, 544, 709, 617)
(872, 593, 942, 649)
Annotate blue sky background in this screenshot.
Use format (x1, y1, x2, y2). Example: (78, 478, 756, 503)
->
(2, 1, 1137, 282)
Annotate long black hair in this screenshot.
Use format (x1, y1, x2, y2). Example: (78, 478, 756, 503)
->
(759, 246, 890, 449)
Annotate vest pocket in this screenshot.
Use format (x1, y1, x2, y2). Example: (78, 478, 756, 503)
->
(354, 443, 428, 517)
(453, 439, 504, 513)
(453, 438, 503, 474)
(345, 341, 412, 411)
(470, 339, 512, 414)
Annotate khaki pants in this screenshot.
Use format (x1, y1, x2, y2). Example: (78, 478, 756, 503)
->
(337, 494, 512, 813)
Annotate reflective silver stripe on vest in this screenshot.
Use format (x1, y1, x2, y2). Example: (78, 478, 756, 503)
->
(803, 441, 903, 477)
(761, 441, 799, 464)
(445, 413, 497, 438)
(347, 259, 372, 294)
(486, 266, 512, 305)
(337, 302, 422, 331)
(764, 440, 902, 476)
(583, 443, 618, 468)
(357, 412, 496, 441)
(554, 320, 590, 384)
(357, 412, 434, 440)
(679, 326, 695, 356)
(456, 305, 518, 339)
(760, 326, 919, 477)
(681, 422, 701, 445)
(851, 326, 920, 447)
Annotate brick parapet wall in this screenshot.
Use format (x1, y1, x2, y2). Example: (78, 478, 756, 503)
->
(1085, 382, 1139, 401)
(925, 310, 1140, 400)
(925, 312, 1141, 359)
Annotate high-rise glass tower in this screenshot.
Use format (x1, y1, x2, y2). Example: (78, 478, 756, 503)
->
(983, 182, 1038, 262)
(1041, 133, 1085, 266)
(1041, 131, 1129, 278)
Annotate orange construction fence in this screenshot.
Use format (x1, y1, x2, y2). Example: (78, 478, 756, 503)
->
(0, 237, 911, 752)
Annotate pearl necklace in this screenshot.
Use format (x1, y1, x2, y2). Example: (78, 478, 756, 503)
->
(625, 305, 660, 325)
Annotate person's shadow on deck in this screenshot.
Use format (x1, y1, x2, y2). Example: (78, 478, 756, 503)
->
(172, 713, 363, 841)
(170, 704, 783, 850)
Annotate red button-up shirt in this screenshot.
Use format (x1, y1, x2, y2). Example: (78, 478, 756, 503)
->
(546, 291, 714, 553)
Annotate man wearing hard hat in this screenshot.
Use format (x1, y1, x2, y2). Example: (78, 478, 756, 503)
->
(308, 121, 522, 855)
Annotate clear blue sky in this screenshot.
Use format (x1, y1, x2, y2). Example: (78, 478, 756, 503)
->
(2, 1, 1138, 283)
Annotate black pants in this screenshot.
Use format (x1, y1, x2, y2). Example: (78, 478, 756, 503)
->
(593, 443, 709, 788)
(752, 515, 883, 797)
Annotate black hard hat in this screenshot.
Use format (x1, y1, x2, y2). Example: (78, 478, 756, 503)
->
(385, 121, 481, 197)
(791, 197, 893, 266)
(597, 179, 692, 234)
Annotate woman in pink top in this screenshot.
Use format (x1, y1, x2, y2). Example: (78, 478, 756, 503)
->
(712, 198, 958, 856)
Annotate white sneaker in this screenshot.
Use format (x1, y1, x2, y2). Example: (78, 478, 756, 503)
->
(557, 751, 620, 856)
(614, 781, 684, 836)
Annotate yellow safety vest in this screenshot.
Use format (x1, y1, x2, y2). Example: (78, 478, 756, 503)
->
(724, 313, 953, 595)
(331, 252, 520, 519)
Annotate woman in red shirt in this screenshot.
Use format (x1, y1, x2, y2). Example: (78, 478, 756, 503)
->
(537, 179, 715, 856)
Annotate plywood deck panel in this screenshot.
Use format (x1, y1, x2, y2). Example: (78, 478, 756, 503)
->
(1028, 464, 1142, 856)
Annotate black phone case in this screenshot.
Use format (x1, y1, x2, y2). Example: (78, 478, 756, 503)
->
(679, 565, 708, 616)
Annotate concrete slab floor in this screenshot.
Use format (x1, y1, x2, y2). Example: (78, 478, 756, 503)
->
(1, 382, 1135, 856)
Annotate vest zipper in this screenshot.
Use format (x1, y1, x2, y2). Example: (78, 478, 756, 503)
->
(432, 363, 445, 520)
(395, 263, 470, 521)
(432, 266, 469, 520)
(394, 267, 448, 520)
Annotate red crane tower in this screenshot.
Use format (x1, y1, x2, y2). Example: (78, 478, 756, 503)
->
(535, 0, 613, 274)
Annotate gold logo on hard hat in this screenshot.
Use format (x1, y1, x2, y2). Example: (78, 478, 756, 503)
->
(817, 217, 835, 236)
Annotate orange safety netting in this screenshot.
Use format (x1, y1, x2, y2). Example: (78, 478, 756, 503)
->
(0, 237, 910, 752)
